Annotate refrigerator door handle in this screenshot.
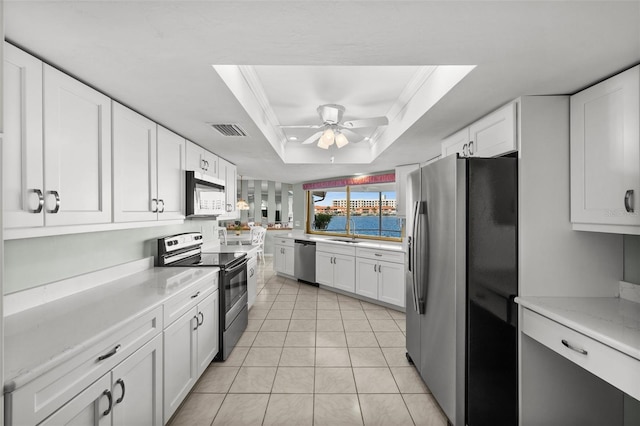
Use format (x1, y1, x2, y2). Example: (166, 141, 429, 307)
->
(416, 201, 428, 315)
(411, 201, 421, 312)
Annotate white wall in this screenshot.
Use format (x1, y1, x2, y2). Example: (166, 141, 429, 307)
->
(3, 220, 218, 294)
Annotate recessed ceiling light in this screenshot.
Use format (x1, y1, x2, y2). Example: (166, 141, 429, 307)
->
(289, 136, 298, 141)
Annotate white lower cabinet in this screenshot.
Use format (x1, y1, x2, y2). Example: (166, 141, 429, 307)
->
(39, 330, 163, 426)
(315, 243, 356, 292)
(163, 289, 219, 422)
(355, 247, 405, 308)
(274, 238, 295, 276)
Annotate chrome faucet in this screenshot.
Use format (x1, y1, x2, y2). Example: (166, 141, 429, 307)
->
(349, 218, 356, 236)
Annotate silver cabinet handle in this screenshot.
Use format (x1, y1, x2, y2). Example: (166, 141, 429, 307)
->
(193, 315, 199, 330)
(625, 190, 634, 213)
(374, 264, 377, 272)
(102, 389, 113, 416)
(97, 344, 121, 362)
(114, 379, 126, 404)
(561, 339, 588, 355)
(374, 253, 382, 257)
(468, 141, 474, 156)
(462, 143, 468, 157)
(378, 264, 382, 273)
(204, 160, 209, 171)
(191, 291, 201, 299)
(198, 312, 204, 326)
(151, 198, 158, 213)
(46, 190, 60, 213)
(28, 188, 45, 213)
(158, 199, 165, 213)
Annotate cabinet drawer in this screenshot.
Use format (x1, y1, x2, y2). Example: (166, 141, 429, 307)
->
(7, 306, 162, 426)
(274, 237, 294, 247)
(356, 247, 404, 264)
(522, 309, 640, 400)
(317, 242, 356, 256)
(163, 274, 216, 328)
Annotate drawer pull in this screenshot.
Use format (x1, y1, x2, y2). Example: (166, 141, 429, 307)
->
(97, 344, 121, 362)
(102, 389, 113, 416)
(191, 291, 201, 299)
(375, 253, 382, 257)
(561, 339, 588, 355)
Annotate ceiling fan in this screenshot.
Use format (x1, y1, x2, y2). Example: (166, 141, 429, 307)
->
(280, 104, 389, 149)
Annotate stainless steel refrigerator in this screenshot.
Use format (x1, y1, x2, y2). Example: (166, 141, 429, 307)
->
(405, 155, 518, 426)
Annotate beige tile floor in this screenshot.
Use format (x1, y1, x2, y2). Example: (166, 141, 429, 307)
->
(169, 258, 448, 426)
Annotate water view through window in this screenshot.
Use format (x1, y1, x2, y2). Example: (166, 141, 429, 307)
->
(310, 184, 402, 239)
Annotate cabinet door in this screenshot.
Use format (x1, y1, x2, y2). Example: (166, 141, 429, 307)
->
(377, 261, 405, 307)
(203, 150, 219, 179)
(333, 255, 356, 293)
(469, 102, 517, 157)
(111, 334, 163, 426)
(40, 374, 111, 426)
(274, 245, 285, 274)
(113, 102, 158, 222)
(247, 258, 258, 308)
(157, 127, 185, 220)
(571, 65, 640, 226)
(441, 128, 470, 158)
(3, 44, 44, 228)
(355, 258, 378, 299)
(283, 245, 295, 276)
(196, 291, 219, 377)
(43, 65, 112, 226)
(316, 251, 334, 286)
(163, 307, 198, 421)
(218, 158, 238, 218)
(185, 140, 205, 173)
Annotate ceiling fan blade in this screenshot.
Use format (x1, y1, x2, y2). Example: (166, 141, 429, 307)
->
(340, 128, 366, 142)
(279, 124, 324, 129)
(341, 116, 389, 129)
(301, 131, 323, 144)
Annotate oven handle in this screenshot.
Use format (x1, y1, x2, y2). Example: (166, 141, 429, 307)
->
(225, 258, 248, 275)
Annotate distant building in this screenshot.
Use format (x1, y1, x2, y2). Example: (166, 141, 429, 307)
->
(315, 198, 396, 215)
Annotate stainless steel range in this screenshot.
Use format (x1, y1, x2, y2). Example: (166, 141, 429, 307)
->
(158, 232, 248, 361)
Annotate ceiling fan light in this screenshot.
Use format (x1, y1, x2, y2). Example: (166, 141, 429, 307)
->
(322, 128, 335, 145)
(317, 139, 330, 149)
(335, 132, 348, 148)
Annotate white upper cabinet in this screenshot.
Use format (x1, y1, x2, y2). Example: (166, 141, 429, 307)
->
(441, 128, 470, 159)
(185, 140, 219, 179)
(218, 157, 238, 218)
(113, 104, 185, 222)
(571, 65, 640, 233)
(113, 103, 158, 222)
(157, 127, 186, 220)
(43, 64, 112, 226)
(5, 46, 112, 230)
(441, 102, 517, 159)
(3, 44, 44, 228)
(469, 102, 517, 157)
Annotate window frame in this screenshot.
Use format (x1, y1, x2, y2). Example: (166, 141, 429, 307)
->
(305, 186, 403, 242)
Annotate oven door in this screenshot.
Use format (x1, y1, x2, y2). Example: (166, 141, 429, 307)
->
(223, 258, 248, 327)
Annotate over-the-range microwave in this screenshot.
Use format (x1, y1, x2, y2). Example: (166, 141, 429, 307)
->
(185, 170, 228, 217)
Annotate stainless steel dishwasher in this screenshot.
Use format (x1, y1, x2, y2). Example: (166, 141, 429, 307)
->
(294, 239, 316, 284)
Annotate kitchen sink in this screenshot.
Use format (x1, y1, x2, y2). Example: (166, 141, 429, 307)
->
(328, 238, 359, 244)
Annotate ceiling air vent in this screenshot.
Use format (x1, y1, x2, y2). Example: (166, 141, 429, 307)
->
(210, 123, 247, 137)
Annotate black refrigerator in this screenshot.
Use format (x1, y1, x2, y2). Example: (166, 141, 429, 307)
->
(405, 155, 518, 425)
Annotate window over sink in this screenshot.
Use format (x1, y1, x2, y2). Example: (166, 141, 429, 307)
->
(306, 180, 403, 242)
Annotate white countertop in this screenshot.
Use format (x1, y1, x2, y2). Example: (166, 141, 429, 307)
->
(276, 233, 404, 252)
(4, 266, 217, 392)
(516, 296, 640, 360)
(201, 242, 259, 255)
